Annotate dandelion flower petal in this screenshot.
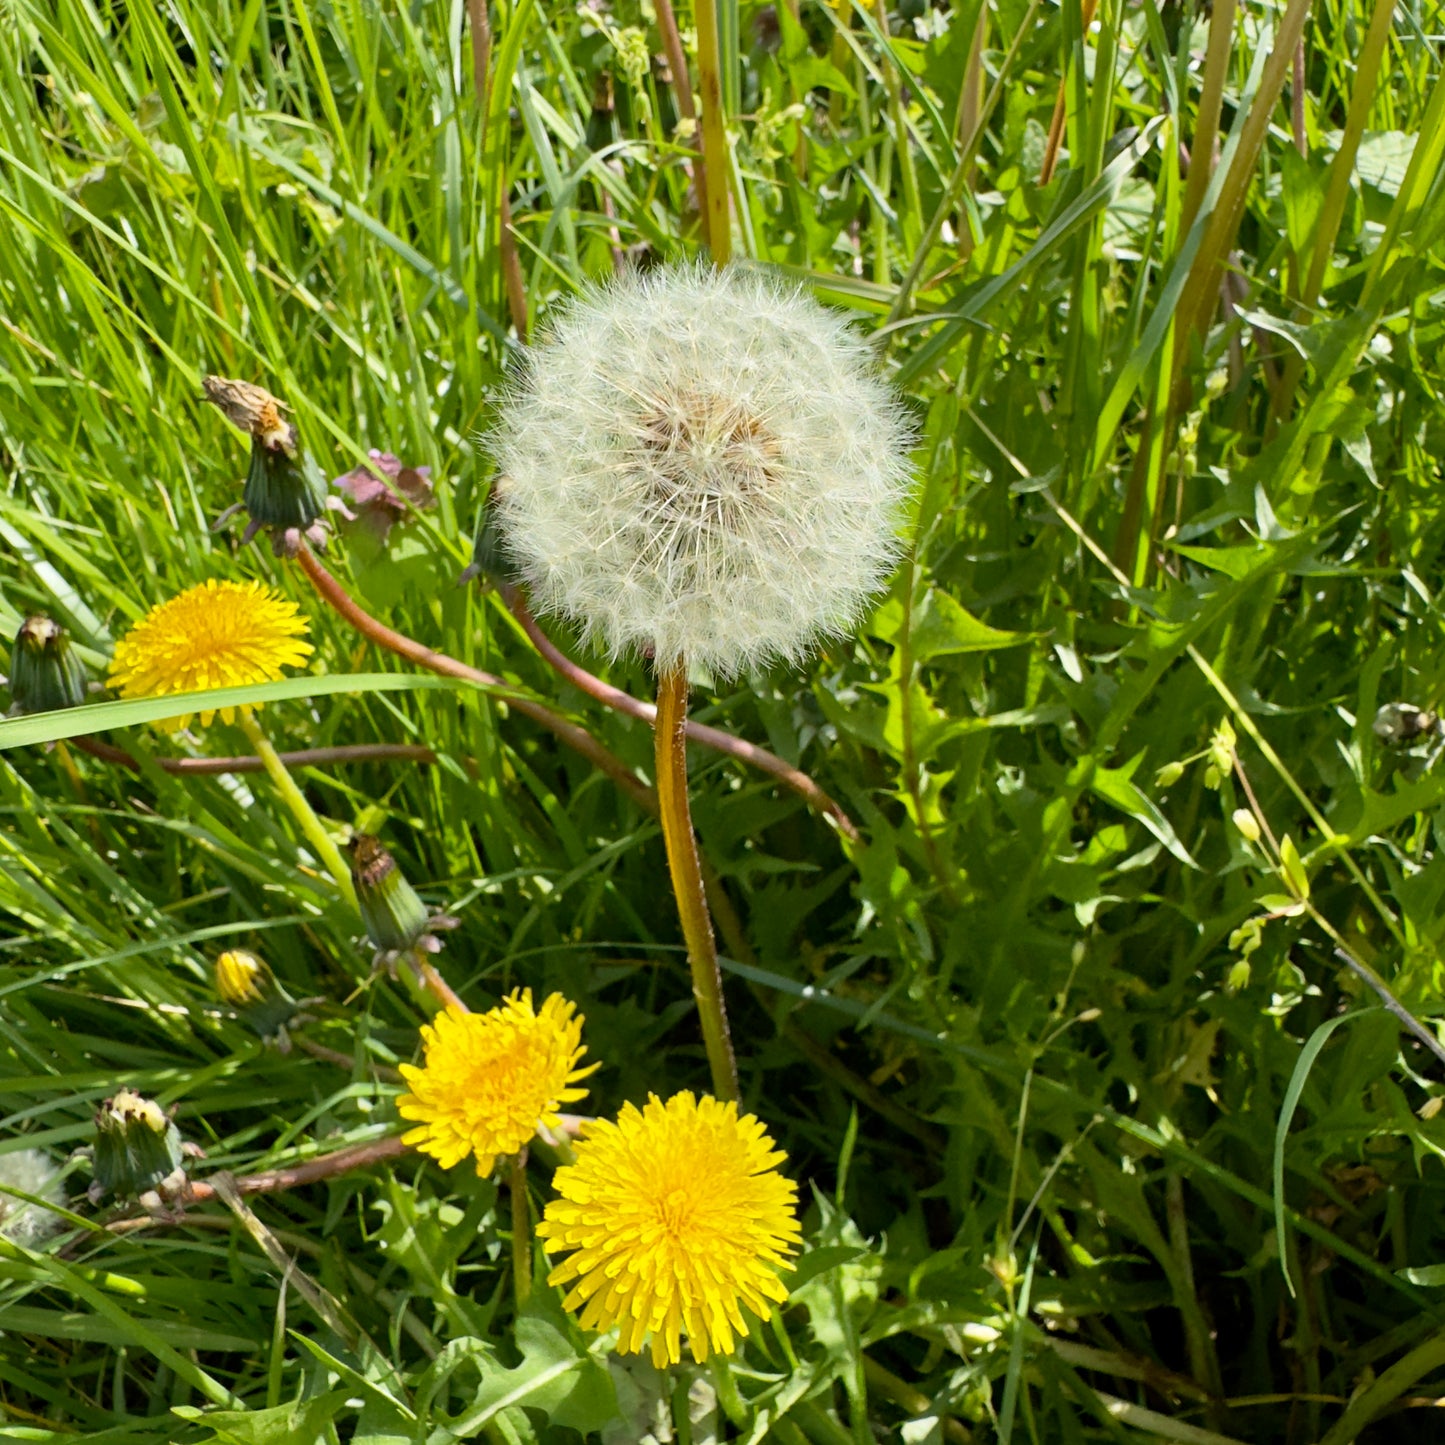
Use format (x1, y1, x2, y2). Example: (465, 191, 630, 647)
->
(107, 579, 313, 728)
(397, 990, 596, 1177)
(537, 1090, 801, 1366)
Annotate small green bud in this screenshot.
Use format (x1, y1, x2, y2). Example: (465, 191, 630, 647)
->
(347, 835, 458, 970)
(204, 376, 333, 557)
(1232, 808, 1262, 843)
(1225, 959, 1252, 995)
(1154, 760, 1185, 788)
(89, 1089, 187, 1204)
(7, 616, 88, 715)
(242, 436, 329, 541)
(213, 949, 302, 1046)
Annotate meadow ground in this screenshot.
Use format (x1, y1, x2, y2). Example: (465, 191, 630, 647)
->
(2, 0, 1445, 1441)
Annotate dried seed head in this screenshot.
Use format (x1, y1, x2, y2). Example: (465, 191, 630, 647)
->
(490, 264, 914, 678)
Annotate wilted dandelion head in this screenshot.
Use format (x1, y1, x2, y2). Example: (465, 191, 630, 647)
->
(108, 579, 312, 728)
(490, 264, 913, 678)
(397, 990, 597, 1177)
(536, 1091, 801, 1367)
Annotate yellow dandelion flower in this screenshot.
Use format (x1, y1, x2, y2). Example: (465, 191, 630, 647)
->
(397, 990, 597, 1176)
(108, 579, 312, 728)
(537, 1091, 802, 1367)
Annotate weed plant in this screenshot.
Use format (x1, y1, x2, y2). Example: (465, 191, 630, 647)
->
(1, 0, 1444, 1440)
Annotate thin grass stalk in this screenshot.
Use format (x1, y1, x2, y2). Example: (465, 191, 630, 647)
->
(238, 711, 358, 909)
(888, 0, 1045, 322)
(954, 4, 987, 260)
(71, 736, 436, 775)
(1039, 0, 1098, 185)
(654, 663, 739, 1101)
(1179, 0, 1236, 234)
(1170, 0, 1314, 368)
(654, 0, 708, 220)
(1300, 0, 1394, 310)
(695, 0, 732, 263)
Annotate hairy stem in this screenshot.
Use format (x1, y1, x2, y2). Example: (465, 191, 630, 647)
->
(239, 711, 358, 909)
(503, 587, 858, 839)
(655, 663, 738, 1100)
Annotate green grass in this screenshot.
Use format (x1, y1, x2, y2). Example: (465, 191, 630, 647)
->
(2, 0, 1445, 1439)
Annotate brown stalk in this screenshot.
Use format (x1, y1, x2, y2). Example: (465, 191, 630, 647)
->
(104, 1119, 589, 1231)
(71, 736, 435, 775)
(654, 0, 708, 223)
(501, 586, 859, 839)
(1038, 0, 1098, 184)
(294, 545, 652, 810)
(656, 661, 739, 1101)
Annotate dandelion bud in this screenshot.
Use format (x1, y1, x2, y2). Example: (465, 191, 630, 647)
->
(491, 263, 914, 678)
(204, 376, 337, 557)
(347, 834, 458, 971)
(88, 1089, 188, 1204)
(213, 949, 302, 1046)
(7, 616, 88, 715)
(0, 1148, 66, 1248)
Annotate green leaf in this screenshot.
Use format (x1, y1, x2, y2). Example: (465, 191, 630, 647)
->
(173, 1392, 353, 1445)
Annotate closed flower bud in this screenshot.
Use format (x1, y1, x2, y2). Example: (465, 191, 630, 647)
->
(7, 616, 88, 716)
(88, 1089, 188, 1205)
(204, 376, 337, 557)
(1231, 808, 1262, 843)
(1153, 760, 1185, 789)
(213, 949, 303, 1047)
(347, 834, 458, 971)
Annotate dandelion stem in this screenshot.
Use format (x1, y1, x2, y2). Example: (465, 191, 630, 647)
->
(72, 735, 436, 775)
(238, 711, 358, 909)
(413, 955, 469, 1015)
(503, 586, 859, 839)
(694, 0, 731, 263)
(510, 1153, 533, 1304)
(294, 545, 654, 810)
(655, 663, 739, 1100)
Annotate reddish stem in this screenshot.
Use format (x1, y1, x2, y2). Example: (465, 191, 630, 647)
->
(502, 587, 858, 840)
(294, 546, 652, 810)
(72, 736, 435, 775)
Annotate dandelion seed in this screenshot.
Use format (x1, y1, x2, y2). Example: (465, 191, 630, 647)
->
(537, 1090, 801, 1367)
(491, 263, 913, 679)
(0, 1148, 66, 1249)
(397, 990, 597, 1177)
(107, 579, 312, 728)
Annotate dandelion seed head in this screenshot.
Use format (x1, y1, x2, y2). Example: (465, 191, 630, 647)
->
(491, 264, 914, 677)
(0, 1148, 66, 1249)
(537, 1091, 802, 1367)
